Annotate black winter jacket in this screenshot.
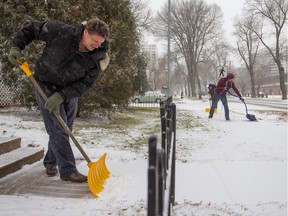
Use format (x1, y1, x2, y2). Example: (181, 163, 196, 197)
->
(12, 20, 109, 100)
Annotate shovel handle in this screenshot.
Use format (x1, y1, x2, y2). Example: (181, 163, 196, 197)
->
(18, 60, 92, 163)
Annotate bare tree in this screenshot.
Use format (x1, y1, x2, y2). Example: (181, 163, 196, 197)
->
(203, 42, 231, 83)
(255, 62, 269, 94)
(130, 0, 158, 92)
(130, 0, 154, 33)
(236, 67, 250, 96)
(171, 52, 189, 95)
(154, 0, 223, 99)
(246, 0, 288, 100)
(234, 14, 260, 98)
(149, 55, 167, 90)
(254, 50, 271, 94)
(197, 61, 213, 94)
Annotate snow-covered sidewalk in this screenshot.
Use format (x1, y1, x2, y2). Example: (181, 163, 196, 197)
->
(173, 98, 287, 215)
(0, 97, 287, 215)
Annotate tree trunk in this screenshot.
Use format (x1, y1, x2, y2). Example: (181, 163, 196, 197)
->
(279, 66, 287, 100)
(197, 82, 202, 100)
(195, 66, 202, 100)
(249, 67, 256, 98)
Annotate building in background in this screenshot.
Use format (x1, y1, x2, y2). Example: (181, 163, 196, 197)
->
(141, 43, 158, 70)
(141, 43, 165, 91)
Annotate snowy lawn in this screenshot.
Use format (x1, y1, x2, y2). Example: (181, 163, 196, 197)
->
(0, 97, 287, 216)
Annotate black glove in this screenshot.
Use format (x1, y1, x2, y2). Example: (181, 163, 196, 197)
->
(45, 92, 64, 115)
(224, 87, 229, 91)
(8, 47, 22, 66)
(240, 97, 244, 102)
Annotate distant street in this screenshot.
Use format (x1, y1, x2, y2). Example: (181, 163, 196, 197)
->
(229, 97, 288, 111)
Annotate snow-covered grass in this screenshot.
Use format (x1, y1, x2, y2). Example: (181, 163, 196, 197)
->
(0, 97, 287, 216)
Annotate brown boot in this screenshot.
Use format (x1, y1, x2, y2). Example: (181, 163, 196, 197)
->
(60, 171, 87, 183)
(46, 166, 58, 177)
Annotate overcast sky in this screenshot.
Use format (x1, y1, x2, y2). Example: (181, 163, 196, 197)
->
(149, 0, 245, 40)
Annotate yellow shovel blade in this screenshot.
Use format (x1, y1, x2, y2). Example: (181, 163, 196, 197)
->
(87, 153, 110, 197)
(205, 108, 218, 114)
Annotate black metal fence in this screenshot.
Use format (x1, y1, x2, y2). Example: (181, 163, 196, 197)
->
(148, 96, 176, 216)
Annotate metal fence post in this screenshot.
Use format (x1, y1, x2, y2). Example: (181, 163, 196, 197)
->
(147, 96, 176, 216)
(161, 115, 167, 171)
(170, 103, 176, 206)
(157, 149, 165, 215)
(148, 136, 158, 216)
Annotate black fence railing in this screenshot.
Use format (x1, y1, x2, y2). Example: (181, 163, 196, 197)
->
(148, 96, 176, 216)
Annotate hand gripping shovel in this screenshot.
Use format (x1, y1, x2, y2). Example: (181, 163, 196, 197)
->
(227, 90, 257, 121)
(18, 60, 110, 197)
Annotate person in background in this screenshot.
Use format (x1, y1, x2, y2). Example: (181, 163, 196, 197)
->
(8, 17, 110, 183)
(208, 73, 244, 121)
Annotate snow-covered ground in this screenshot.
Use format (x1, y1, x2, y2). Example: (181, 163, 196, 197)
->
(0, 96, 287, 216)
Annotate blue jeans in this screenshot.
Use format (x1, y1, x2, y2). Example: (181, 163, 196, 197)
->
(209, 93, 229, 119)
(35, 86, 78, 177)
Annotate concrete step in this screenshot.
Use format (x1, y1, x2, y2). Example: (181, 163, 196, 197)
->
(0, 137, 21, 155)
(0, 147, 44, 178)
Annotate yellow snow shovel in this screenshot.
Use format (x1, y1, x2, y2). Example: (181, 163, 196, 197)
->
(205, 107, 218, 114)
(205, 99, 217, 114)
(17, 60, 110, 197)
